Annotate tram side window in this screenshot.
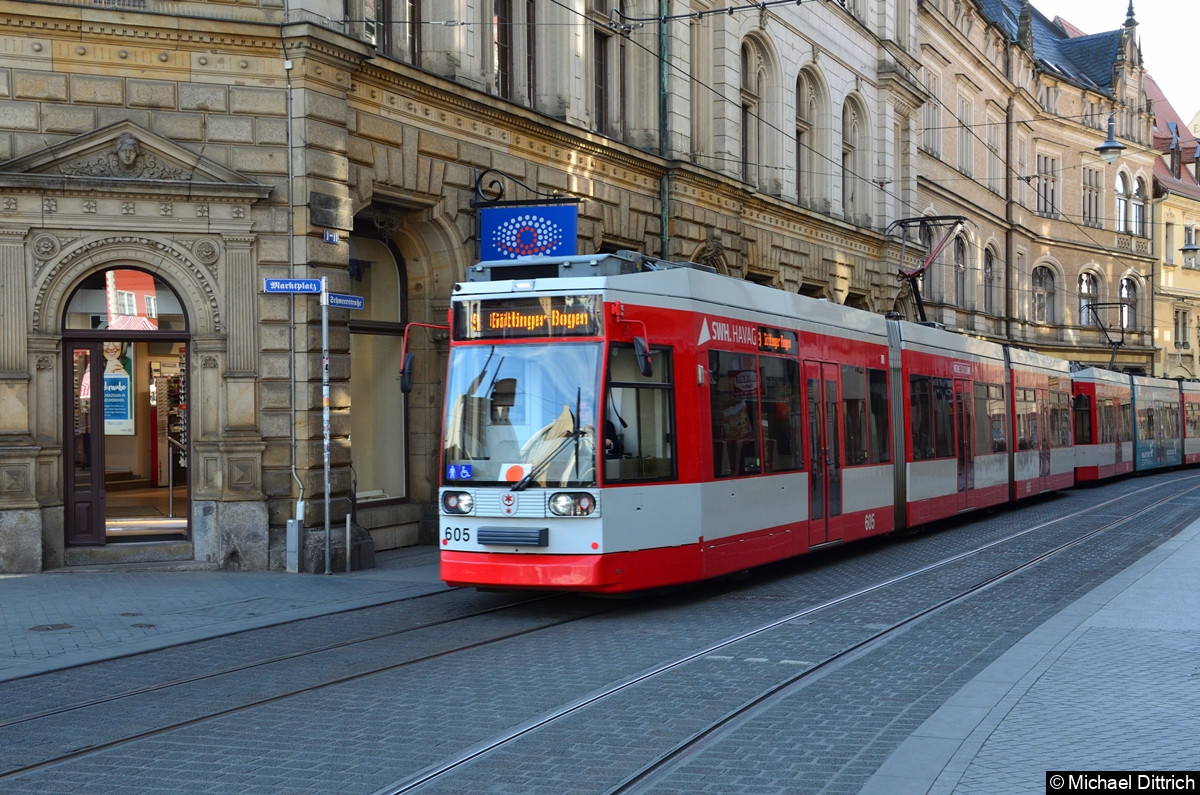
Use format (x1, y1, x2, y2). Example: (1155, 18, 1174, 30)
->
(974, 383, 992, 452)
(710, 350, 761, 477)
(842, 366, 869, 465)
(1098, 398, 1115, 444)
(1187, 403, 1200, 439)
(1118, 399, 1133, 443)
(932, 378, 955, 458)
(1074, 395, 1093, 445)
(605, 345, 675, 481)
(1050, 392, 1072, 447)
(975, 383, 1007, 452)
(759, 355, 802, 473)
(910, 375, 933, 460)
(844, 366, 889, 465)
(868, 368, 891, 463)
(1136, 403, 1153, 442)
(909, 375, 953, 460)
(1016, 389, 1038, 450)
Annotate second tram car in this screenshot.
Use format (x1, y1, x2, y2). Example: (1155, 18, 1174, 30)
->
(1071, 367, 1134, 482)
(420, 251, 1193, 593)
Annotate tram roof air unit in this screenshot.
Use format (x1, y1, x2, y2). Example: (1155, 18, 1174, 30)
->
(465, 250, 715, 282)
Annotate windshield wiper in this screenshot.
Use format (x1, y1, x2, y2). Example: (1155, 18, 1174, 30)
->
(512, 389, 585, 492)
(510, 426, 587, 492)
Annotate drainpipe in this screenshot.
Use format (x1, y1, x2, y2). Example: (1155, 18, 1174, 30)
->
(283, 9, 306, 570)
(658, 0, 670, 259)
(1004, 95, 1016, 342)
(1152, 192, 1167, 376)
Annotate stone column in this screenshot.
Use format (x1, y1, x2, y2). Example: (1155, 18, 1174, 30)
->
(0, 230, 39, 571)
(0, 230, 27, 375)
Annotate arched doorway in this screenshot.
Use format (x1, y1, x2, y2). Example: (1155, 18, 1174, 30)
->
(62, 268, 191, 546)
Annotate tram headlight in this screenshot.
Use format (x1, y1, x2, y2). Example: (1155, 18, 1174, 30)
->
(442, 491, 474, 515)
(548, 492, 596, 517)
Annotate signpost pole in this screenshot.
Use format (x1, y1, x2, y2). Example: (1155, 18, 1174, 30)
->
(321, 276, 332, 575)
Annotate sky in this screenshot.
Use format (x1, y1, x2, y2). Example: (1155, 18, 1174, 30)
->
(1037, 0, 1200, 121)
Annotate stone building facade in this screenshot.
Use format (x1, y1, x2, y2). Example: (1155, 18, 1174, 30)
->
(0, 0, 1177, 574)
(912, 0, 1159, 373)
(0, 0, 923, 572)
(1147, 78, 1200, 379)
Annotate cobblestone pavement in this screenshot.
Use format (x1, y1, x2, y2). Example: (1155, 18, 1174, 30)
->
(1, 479, 1198, 793)
(863, 504, 1200, 794)
(0, 545, 447, 682)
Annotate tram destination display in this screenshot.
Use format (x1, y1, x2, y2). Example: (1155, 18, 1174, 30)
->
(454, 294, 603, 339)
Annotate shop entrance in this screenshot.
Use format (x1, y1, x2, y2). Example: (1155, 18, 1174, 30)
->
(62, 269, 190, 547)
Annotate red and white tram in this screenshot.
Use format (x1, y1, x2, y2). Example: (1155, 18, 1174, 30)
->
(1130, 374, 1183, 471)
(1183, 381, 1200, 466)
(1007, 348, 1074, 498)
(892, 322, 1010, 525)
(1071, 367, 1134, 482)
(418, 252, 1175, 593)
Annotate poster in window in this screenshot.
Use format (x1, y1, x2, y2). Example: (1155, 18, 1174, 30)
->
(102, 341, 134, 435)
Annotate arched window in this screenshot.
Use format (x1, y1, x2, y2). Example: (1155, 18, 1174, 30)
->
(1131, 177, 1147, 237)
(1079, 272, 1097, 327)
(796, 72, 813, 206)
(64, 268, 187, 332)
(740, 42, 764, 186)
(796, 68, 828, 211)
(983, 248, 996, 315)
(1120, 277, 1137, 329)
(494, 0, 513, 100)
(405, 0, 422, 66)
(1115, 172, 1130, 233)
(1032, 266, 1055, 324)
(842, 99, 867, 222)
(916, 221, 932, 298)
(953, 236, 967, 307)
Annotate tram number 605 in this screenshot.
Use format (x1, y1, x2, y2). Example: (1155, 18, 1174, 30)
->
(864, 513, 876, 533)
(444, 527, 471, 542)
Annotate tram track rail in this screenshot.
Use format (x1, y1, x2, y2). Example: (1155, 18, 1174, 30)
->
(607, 478, 1200, 793)
(0, 592, 616, 782)
(3, 474, 1197, 792)
(374, 475, 1200, 794)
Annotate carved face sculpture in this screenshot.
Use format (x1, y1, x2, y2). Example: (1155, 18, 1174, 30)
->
(114, 135, 139, 168)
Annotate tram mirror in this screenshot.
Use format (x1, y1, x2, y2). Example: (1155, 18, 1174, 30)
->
(399, 352, 415, 394)
(633, 336, 653, 378)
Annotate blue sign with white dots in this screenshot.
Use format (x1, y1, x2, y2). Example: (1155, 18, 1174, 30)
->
(479, 205, 578, 260)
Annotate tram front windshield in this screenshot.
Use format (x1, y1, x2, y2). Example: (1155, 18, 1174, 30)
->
(442, 343, 602, 488)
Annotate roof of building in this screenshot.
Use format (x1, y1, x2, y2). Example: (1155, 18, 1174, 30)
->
(1144, 74, 1200, 200)
(1147, 75, 1199, 156)
(974, 0, 1130, 97)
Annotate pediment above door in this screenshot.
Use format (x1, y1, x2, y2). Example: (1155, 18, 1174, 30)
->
(0, 120, 271, 202)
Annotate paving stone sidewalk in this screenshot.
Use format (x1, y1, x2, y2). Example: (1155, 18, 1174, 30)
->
(863, 517, 1200, 794)
(0, 545, 447, 682)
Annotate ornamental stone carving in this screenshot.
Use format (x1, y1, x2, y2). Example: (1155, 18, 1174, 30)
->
(62, 133, 190, 181)
(193, 238, 220, 265)
(32, 234, 60, 261)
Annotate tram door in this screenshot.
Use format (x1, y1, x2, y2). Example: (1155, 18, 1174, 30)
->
(805, 361, 843, 546)
(66, 343, 106, 545)
(954, 379, 974, 509)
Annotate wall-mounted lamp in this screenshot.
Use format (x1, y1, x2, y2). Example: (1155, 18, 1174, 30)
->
(1095, 112, 1126, 164)
(1182, 227, 1200, 256)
